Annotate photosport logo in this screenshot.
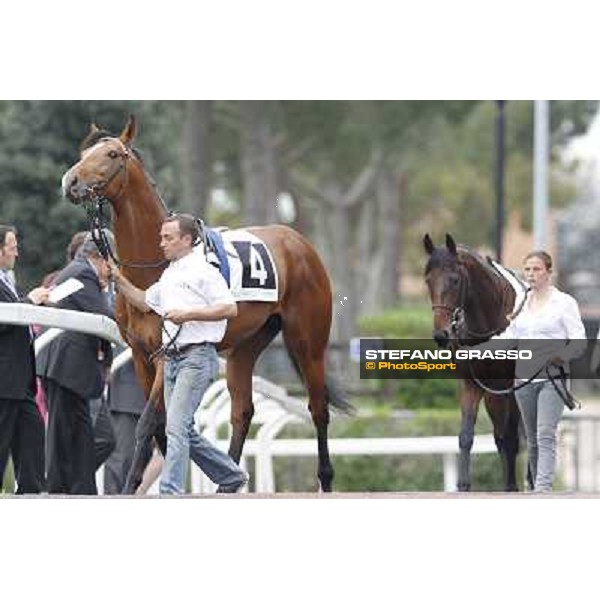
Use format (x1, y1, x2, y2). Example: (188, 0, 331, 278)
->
(359, 338, 543, 380)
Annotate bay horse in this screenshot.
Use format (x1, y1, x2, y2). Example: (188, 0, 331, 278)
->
(61, 115, 351, 493)
(423, 233, 522, 491)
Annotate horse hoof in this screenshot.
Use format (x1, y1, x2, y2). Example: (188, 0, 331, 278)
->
(457, 483, 471, 492)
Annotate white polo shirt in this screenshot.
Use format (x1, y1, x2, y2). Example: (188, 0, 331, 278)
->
(145, 250, 235, 345)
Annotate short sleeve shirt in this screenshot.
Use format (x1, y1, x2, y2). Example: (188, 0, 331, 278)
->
(145, 250, 235, 345)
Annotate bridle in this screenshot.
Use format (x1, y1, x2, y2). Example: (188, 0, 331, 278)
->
(82, 140, 131, 206)
(431, 260, 529, 341)
(79, 140, 168, 270)
(78, 139, 202, 361)
(431, 262, 507, 340)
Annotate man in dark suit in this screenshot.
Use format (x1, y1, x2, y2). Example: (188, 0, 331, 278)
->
(38, 234, 113, 494)
(0, 224, 49, 493)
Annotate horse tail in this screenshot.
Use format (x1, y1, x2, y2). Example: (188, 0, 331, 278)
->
(325, 375, 356, 416)
(287, 353, 356, 416)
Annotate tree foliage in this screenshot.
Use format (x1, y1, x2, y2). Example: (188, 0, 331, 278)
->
(0, 101, 183, 289)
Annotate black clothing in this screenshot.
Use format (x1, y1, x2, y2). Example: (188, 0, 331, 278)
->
(0, 276, 45, 493)
(38, 257, 113, 494)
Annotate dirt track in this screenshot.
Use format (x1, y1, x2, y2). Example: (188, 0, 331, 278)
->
(6, 492, 600, 499)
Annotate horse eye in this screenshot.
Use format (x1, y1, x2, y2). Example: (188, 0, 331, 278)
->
(108, 150, 118, 159)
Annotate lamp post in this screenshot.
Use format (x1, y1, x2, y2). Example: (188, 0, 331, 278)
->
(495, 100, 506, 262)
(533, 100, 549, 250)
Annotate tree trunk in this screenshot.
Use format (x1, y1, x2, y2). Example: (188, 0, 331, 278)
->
(376, 166, 402, 308)
(240, 101, 279, 226)
(356, 196, 384, 315)
(181, 101, 213, 217)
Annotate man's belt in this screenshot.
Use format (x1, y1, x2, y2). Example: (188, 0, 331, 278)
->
(163, 342, 212, 358)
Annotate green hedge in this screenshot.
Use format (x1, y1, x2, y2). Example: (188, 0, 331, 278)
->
(356, 304, 460, 410)
(357, 304, 433, 339)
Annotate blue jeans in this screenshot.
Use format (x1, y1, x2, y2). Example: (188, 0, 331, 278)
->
(159, 344, 246, 495)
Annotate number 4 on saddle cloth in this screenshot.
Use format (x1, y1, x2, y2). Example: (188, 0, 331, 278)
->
(200, 228, 278, 302)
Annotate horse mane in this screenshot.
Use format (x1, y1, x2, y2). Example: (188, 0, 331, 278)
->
(80, 129, 113, 151)
(457, 246, 512, 300)
(425, 243, 514, 316)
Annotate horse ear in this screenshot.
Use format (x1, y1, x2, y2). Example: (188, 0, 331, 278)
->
(423, 233, 435, 255)
(89, 123, 99, 135)
(119, 114, 137, 146)
(445, 233, 457, 256)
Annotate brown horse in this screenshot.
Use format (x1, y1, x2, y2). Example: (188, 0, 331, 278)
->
(61, 115, 351, 493)
(423, 233, 522, 491)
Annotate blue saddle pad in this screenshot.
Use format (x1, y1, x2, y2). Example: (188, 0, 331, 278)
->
(205, 228, 230, 287)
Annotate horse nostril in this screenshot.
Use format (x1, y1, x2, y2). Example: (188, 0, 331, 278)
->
(433, 330, 449, 348)
(70, 176, 78, 189)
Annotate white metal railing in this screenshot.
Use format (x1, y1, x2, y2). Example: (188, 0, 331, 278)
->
(0, 303, 124, 345)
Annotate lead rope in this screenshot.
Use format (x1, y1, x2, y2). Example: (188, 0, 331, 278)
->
(148, 320, 183, 363)
(548, 366, 580, 410)
(467, 358, 579, 408)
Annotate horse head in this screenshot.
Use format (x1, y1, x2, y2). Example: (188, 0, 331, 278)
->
(423, 233, 469, 347)
(62, 115, 137, 207)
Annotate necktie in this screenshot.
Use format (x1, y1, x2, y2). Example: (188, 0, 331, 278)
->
(1, 270, 34, 340)
(0, 270, 19, 299)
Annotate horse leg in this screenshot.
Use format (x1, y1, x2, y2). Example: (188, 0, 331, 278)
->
(122, 401, 160, 493)
(484, 390, 520, 492)
(224, 317, 282, 465)
(123, 361, 165, 494)
(458, 381, 482, 492)
(282, 328, 333, 492)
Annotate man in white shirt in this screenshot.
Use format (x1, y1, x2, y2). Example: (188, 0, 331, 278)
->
(110, 214, 248, 495)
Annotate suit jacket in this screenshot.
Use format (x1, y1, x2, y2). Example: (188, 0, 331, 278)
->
(0, 278, 36, 401)
(37, 257, 113, 399)
(108, 353, 147, 415)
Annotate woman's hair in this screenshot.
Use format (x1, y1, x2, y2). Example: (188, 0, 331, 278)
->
(524, 250, 552, 271)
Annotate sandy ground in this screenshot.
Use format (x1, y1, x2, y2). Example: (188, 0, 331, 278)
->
(4, 491, 600, 499)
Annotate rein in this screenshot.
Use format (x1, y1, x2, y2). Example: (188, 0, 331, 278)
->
(466, 360, 579, 410)
(86, 197, 168, 269)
